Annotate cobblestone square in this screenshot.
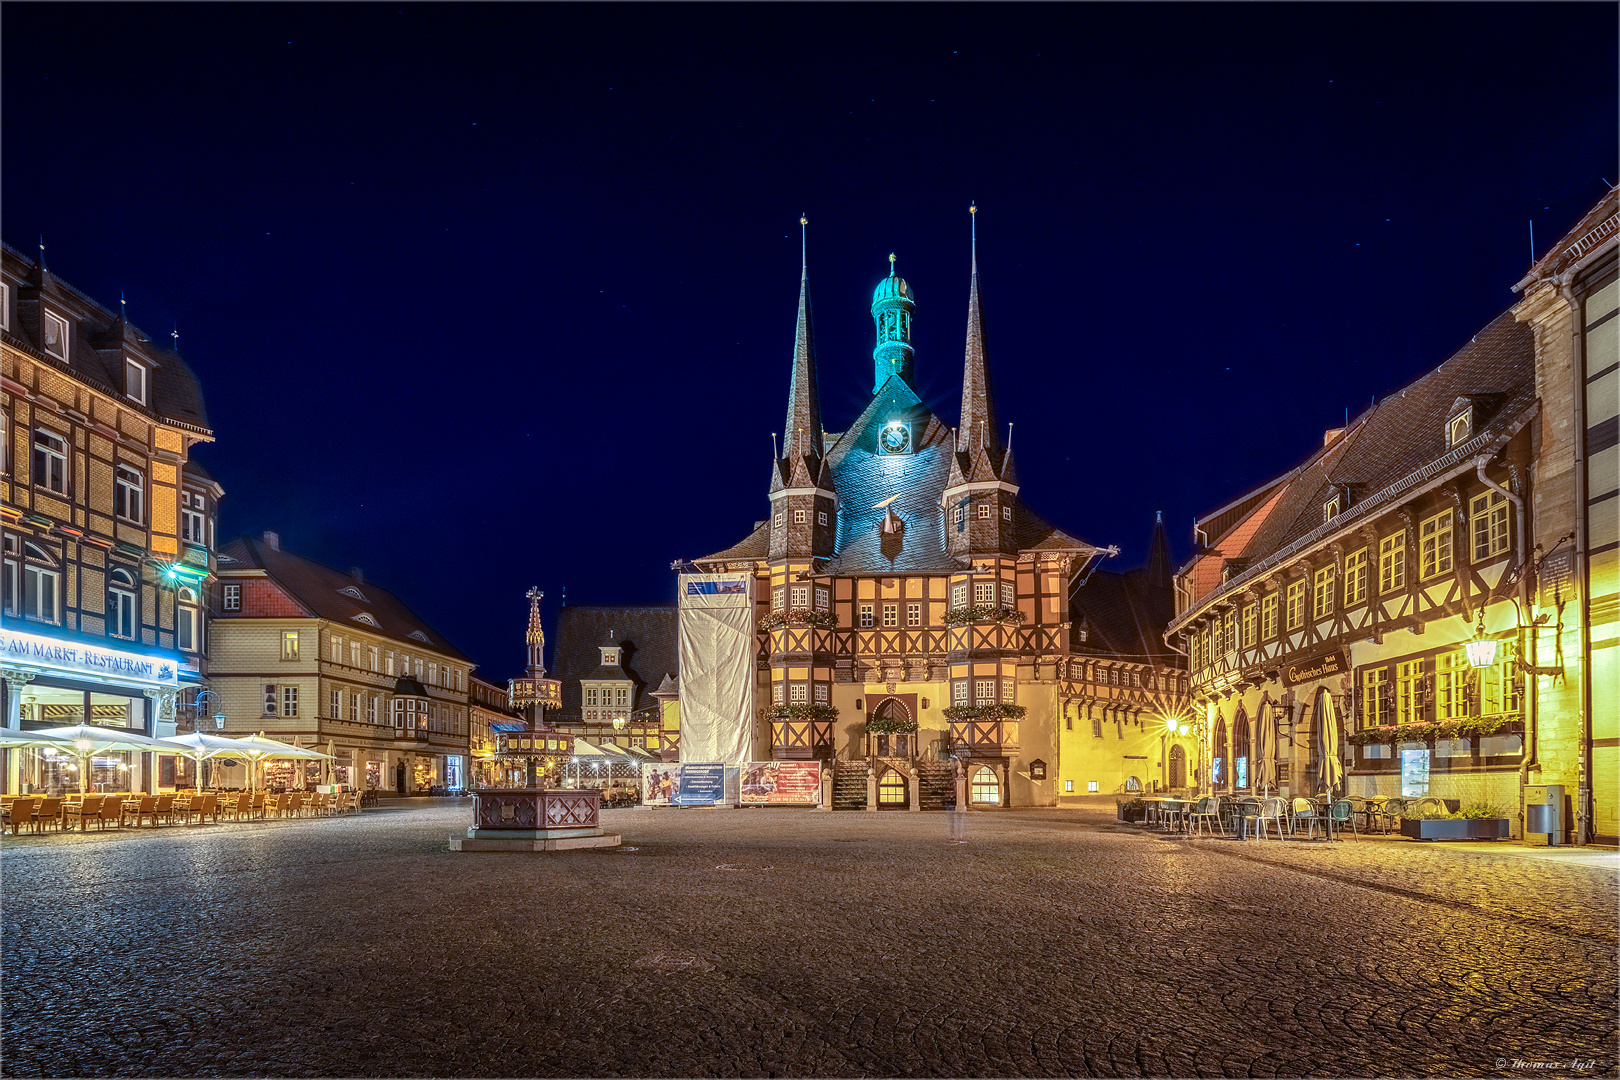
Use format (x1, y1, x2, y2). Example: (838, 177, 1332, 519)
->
(2, 802, 1615, 1078)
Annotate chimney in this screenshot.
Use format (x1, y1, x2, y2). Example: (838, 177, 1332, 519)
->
(350, 567, 364, 584)
(262, 530, 280, 551)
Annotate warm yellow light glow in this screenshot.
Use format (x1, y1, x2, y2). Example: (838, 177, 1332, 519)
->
(1466, 636, 1499, 669)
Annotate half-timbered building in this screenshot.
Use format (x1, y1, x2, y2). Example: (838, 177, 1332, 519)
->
(1169, 188, 1616, 842)
(688, 217, 1130, 808)
(2, 241, 216, 795)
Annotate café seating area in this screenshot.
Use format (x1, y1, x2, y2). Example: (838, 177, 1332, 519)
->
(1135, 793, 1362, 841)
(2, 789, 363, 836)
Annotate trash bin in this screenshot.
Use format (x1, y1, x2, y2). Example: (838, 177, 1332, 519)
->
(1524, 784, 1565, 846)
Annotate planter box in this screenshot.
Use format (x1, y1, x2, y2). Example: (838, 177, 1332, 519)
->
(1399, 818, 1510, 841)
(1117, 805, 1146, 822)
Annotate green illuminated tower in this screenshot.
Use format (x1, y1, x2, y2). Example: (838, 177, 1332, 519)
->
(870, 253, 916, 393)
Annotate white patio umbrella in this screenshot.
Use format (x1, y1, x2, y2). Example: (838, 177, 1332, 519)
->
(0, 728, 76, 750)
(35, 724, 173, 794)
(1254, 707, 1278, 796)
(159, 732, 245, 792)
(1318, 690, 1345, 838)
(218, 732, 332, 791)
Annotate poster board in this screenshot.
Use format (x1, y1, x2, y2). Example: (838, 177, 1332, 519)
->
(740, 761, 822, 805)
(642, 762, 729, 807)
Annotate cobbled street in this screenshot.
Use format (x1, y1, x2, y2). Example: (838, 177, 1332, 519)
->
(2, 801, 1615, 1079)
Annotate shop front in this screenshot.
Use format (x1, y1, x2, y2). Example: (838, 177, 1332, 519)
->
(2, 626, 184, 796)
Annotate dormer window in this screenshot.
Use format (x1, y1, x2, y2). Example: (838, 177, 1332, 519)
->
(338, 585, 368, 602)
(1323, 495, 1341, 522)
(601, 647, 621, 666)
(351, 612, 380, 627)
(1447, 409, 1472, 447)
(126, 359, 148, 405)
(407, 630, 430, 643)
(42, 310, 69, 360)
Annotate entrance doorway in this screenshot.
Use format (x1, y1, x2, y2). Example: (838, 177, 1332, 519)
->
(1168, 744, 1186, 789)
(876, 767, 908, 807)
(395, 760, 407, 794)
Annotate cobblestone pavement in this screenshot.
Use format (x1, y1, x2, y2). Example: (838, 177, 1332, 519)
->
(2, 803, 1615, 1079)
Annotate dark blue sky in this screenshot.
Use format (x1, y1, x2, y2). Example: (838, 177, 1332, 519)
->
(5, 4, 1615, 678)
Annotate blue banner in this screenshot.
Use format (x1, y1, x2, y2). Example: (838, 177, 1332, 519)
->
(673, 763, 725, 805)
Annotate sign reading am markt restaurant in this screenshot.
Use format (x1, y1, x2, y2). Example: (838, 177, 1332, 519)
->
(0, 627, 179, 687)
(1282, 649, 1348, 687)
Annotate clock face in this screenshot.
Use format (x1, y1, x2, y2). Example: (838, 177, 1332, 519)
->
(879, 421, 912, 455)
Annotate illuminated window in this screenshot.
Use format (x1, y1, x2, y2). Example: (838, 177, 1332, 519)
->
(125, 359, 148, 405)
(351, 642, 362, 668)
(1380, 531, 1407, 593)
(32, 429, 68, 494)
(114, 464, 144, 524)
(1447, 409, 1471, 447)
(974, 581, 995, 604)
(789, 683, 808, 702)
(1363, 667, 1389, 727)
(1395, 659, 1423, 724)
(1312, 565, 1335, 619)
(1241, 603, 1256, 648)
(1471, 491, 1509, 561)
(369, 646, 379, 671)
(281, 631, 300, 661)
(1260, 592, 1278, 639)
(41, 309, 69, 359)
(1480, 642, 1522, 715)
(1286, 580, 1306, 630)
(790, 585, 808, 609)
(1420, 510, 1453, 578)
(109, 568, 137, 639)
(1323, 495, 1340, 522)
(1343, 548, 1368, 606)
(971, 766, 999, 804)
(907, 601, 921, 627)
(176, 587, 198, 652)
(1436, 650, 1470, 719)
(858, 603, 874, 628)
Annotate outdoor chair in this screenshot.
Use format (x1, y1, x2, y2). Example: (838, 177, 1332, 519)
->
(65, 796, 104, 831)
(1289, 797, 1325, 839)
(1378, 798, 1408, 833)
(123, 796, 157, 828)
(152, 795, 176, 825)
(179, 794, 216, 825)
(219, 794, 247, 822)
(286, 793, 305, 818)
(267, 794, 289, 819)
(99, 797, 126, 829)
(28, 797, 63, 834)
(1416, 796, 1447, 818)
(1234, 798, 1264, 840)
(1346, 796, 1372, 833)
(1329, 799, 1357, 840)
(1187, 796, 1224, 837)
(4, 797, 39, 835)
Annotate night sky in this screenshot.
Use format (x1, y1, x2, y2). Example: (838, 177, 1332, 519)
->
(4, 5, 1614, 679)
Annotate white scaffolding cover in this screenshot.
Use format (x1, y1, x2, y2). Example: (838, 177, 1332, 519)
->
(677, 572, 756, 766)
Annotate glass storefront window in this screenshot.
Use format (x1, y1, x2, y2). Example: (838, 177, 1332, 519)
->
(1400, 747, 1430, 797)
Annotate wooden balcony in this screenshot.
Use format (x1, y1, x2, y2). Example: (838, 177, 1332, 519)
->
(767, 623, 1068, 660)
(949, 719, 1019, 757)
(772, 720, 834, 760)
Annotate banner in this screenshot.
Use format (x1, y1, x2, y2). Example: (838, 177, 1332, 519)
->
(678, 572, 756, 766)
(642, 763, 728, 807)
(740, 761, 822, 805)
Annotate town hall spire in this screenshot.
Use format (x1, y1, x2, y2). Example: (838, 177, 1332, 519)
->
(958, 203, 999, 458)
(773, 215, 826, 495)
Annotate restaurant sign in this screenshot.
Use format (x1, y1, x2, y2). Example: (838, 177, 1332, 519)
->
(1282, 649, 1348, 686)
(0, 627, 178, 687)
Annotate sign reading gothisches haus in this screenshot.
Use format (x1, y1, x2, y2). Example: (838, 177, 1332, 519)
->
(0, 628, 178, 686)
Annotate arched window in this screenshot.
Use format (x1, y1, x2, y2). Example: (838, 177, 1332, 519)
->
(971, 765, 1000, 804)
(176, 586, 199, 653)
(109, 567, 137, 640)
(1212, 714, 1228, 788)
(1232, 706, 1251, 791)
(877, 767, 907, 806)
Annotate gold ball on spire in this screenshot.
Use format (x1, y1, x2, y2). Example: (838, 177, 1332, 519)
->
(969, 203, 977, 215)
(889, 252, 896, 263)
(800, 215, 807, 226)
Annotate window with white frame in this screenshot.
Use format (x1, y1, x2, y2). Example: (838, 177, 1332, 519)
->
(586, 688, 600, 707)
(414, 658, 423, 679)
(1286, 579, 1305, 631)
(1379, 531, 1406, 593)
(1002, 505, 1011, 521)
(858, 603, 874, 628)
(181, 491, 206, 545)
(953, 680, 968, 705)
(109, 568, 137, 638)
(789, 683, 808, 702)
(23, 553, 59, 623)
(1343, 548, 1368, 606)
(1363, 667, 1389, 727)
(367, 696, 378, 724)
(773, 511, 785, 527)
(1419, 510, 1453, 578)
(351, 693, 361, 722)
(428, 662, 438, 685)
(974, 679, 996, 704)
(351, 642, 362, 668)
(126, 359, 148, 405)
(953, 505, 964, 525)
(1395, 659, 1422, 724)
(882, 602, 898, 627)
(772, 586, 784, 612)
(977, 503, 992, 519)
(951, 583, 967, 608)
(1470, 491, 1509, 561)
(42, 310, 69, 359)
(281, 630, 300, 661)
(222, 583, 240, 611)
(0, 282, 9, 330)
(817, 511, 828, 526)
(907, 601, 921, 627)
(1312, 565, 1335, 619)
(1436, 650, 1470, 719)
(176, 587, 198, 652)
(1000, 581, 1014, 607)
(282, 686, 299, 717)
(772, 682, 784, 705)
(1002, 681, 1015, 704)
(32, 430, 68, 494)
(793, 509, 805, 524)
(790, 584, 808, 609)
(814, 585, 829, 610)
(1241, 603, 1256, 648)
(973, 581, 995, 604)
(331, 689, 342, 717)
(814, 683, 828, 703)
(330, 635, 343, 662)
(114, 464, 144, 523)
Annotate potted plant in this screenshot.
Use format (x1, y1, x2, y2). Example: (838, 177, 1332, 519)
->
(1399, 802, 1511, 840)
(1117, 797, 1146, 822)
(942, 604, 1026, 626)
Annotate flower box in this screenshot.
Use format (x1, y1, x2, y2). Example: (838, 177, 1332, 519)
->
(1399, 818, 1510, 841)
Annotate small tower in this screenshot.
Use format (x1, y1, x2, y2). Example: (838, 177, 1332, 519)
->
(870, 253, 916, 393)
(508, 588, 561, 720)
(769, 216, 837, 561)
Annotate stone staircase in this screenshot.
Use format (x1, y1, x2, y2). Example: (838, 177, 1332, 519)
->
(832, 759, 869, 810)
(917, 761, 956, 810)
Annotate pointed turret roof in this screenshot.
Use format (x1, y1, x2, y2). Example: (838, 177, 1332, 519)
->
(1146, 510, 1172, 590)
(959, 205, 999, 457)
(773, 216, 826, 493)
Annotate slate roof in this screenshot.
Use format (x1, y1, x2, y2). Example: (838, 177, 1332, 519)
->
(217, 534, 473, 662)
(2, 242, 212, 434)
(1172, 307, 1537, 627)
(549, 606, 678, 718)
(1071, 568, 1179, 665)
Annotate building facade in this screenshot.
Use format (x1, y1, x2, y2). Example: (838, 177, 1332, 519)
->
(687, 218, 1129, 808)
(468, 674, 520, 787)
(1169, 188, 1616, 843)
(209, 532, 472, 793)
(2, 241, 216, 794)
(548, 605, 676, 756)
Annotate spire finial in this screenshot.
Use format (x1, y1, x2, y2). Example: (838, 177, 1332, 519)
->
(800, 213, 808, 273)
(171, 322, 179, 351)
(969, 202, 977, 273)
(38, 235, 46, 267)
(888, 252, 896, 276)
(120, 291, 127, 319)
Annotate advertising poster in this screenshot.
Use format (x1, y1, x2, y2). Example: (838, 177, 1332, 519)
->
(641, 763, 729, 807)
(740, 762, 822, 805)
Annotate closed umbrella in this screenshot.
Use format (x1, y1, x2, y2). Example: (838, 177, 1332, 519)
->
(1254, 708, 1277, 796)
(35, 724, 172, 794)
(1318, 690, 1344, 838)
(159, 732, 244, 792)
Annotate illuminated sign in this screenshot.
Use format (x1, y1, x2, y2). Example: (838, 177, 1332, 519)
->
(0, 627, 178, 686)
(1282, 649, 1348, 686)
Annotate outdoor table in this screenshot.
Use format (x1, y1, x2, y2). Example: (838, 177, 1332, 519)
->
(1233, 800, 1263, 840)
